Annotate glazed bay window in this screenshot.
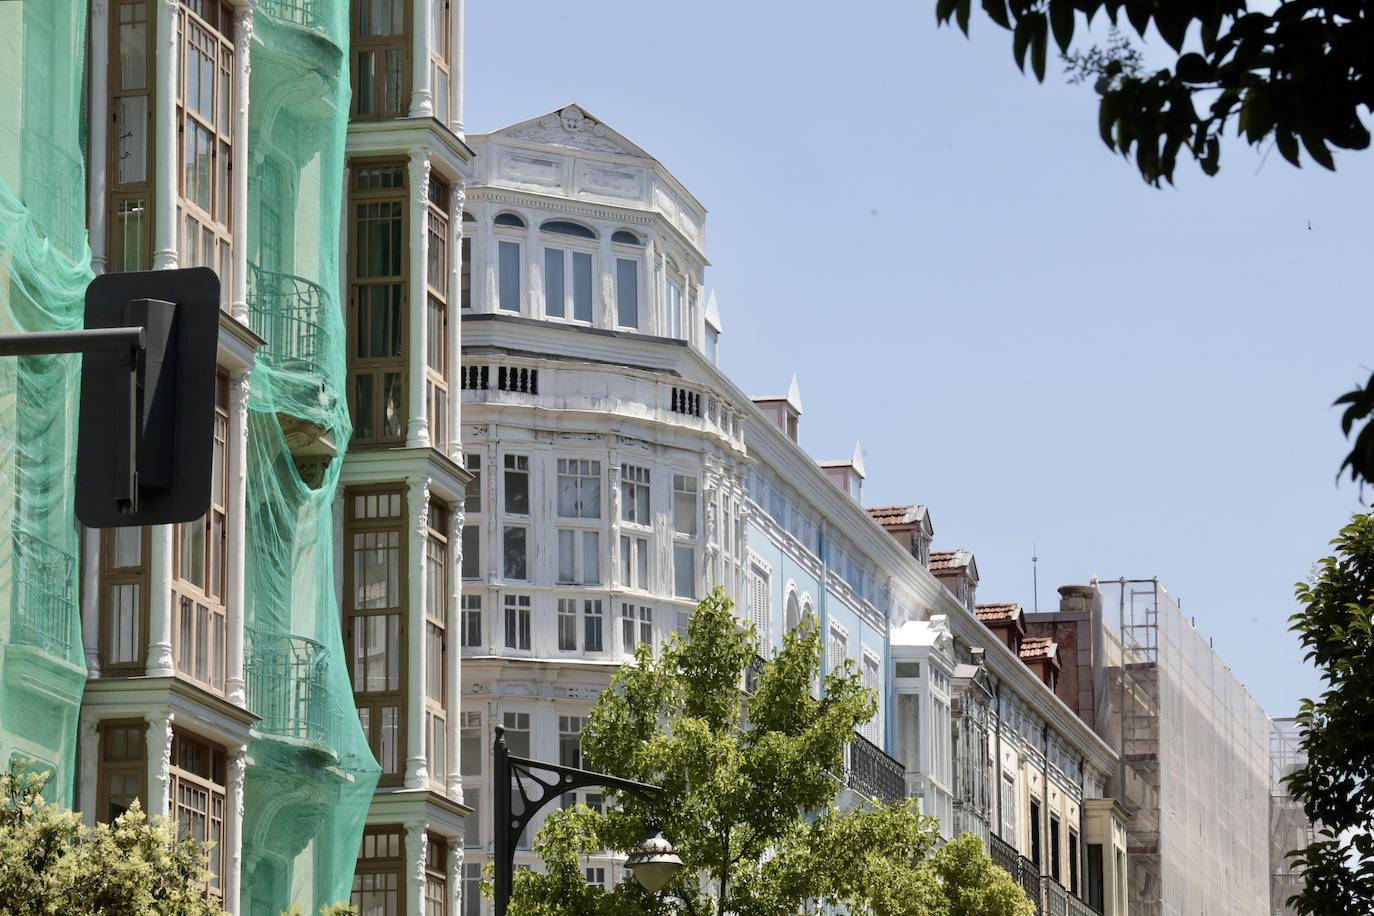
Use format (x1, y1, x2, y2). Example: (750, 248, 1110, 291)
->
(503, 526, 528, 580)
(557, 529, 599, 585)
(557, 458, 601, 518)
(176, 1, 234, 302)
(557, 458, 601, 584)
(461, 525, 479, 579)
(620, 535, 649, 591)
(559, 716, 585, 768)
(621, 603, 653, 655)
(558, 599, 603, 652)
(172, 371, 229, 692)
(620, 463, 650, 525)
(353, 828, 404, 913)
(109, 0, 153, 271)
(426, 177, 451, 451)
(426, 834, 448, 916)
(502, 455, 530, 580)
(459, 215, 473, 309)
(664, 270, 684, 339)
(460, 594, 482, 648)
(503, 454, 529, 513)
(503, 594, 531, 650)
(352, 0, 408, 119)
(502, 711, 530, 757)
(349, 163, 407, 445)
(345, 489, 406, 784)
(169, 730, 226, 897)
(460, 711, 482, 776)
(672, 474, 698, 600)
(425, 500, 449, 788)
(541, 221, 596, 322)
(462, 863, 481, 916)
(100, 527, 149, 673)
(494, 212, 525, 312)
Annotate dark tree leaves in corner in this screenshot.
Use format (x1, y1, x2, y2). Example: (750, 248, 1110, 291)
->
(934, 0, 1371, 186)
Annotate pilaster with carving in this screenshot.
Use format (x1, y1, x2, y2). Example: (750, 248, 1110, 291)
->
(404, 476, 431, 789)
(152, 0, 179, 269)
(448, 842, 465, 916)
(88, 0, 110, 274)
(225, 369, 252, 706)
(223, 745, 248, 914)
(446, 181, 465, 462)
(78, 717, 101, 826)
(447, 503, 465, 802)
(81, 527, 101, 676)
(229, 3, 255, 321)
(406, 151, 432, 448)
(408, 0, 433, 118)
(144, 711, 175, 819)
(406, 822, 428, 916)
(146, 525, 175, 677)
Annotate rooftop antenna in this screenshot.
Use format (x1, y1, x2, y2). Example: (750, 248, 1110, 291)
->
(1032, 542, 1039, 613)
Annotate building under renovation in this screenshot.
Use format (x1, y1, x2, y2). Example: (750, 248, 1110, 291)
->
(1269, 718, 1314, 916)
(1027, 580, 1273, 916)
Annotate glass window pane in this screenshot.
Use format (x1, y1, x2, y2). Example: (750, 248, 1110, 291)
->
(498, 241, 520, 312)
(557, 530, 575, 583)
(582, 531, 599, 585)
(616, 259, 638, 328)
(674, 545, 695, 599)
(572, 252, 593, 322)
(503, 528, 526, 580)
(543, 248, 564, 318)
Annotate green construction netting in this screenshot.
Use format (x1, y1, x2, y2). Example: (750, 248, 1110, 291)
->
(0, 0, 92, 809)
(240, 2, 378, 913)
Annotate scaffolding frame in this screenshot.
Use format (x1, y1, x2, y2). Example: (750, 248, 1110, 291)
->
(1269, 718, 1313, 915)
(1099, 578, 1270, 916)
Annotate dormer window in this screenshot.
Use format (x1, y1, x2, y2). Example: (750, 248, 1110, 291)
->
(494, 213, 525, 313)
(540, 220, 595, 322)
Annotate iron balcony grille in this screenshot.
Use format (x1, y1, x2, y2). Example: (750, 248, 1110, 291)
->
(247, 264, 328, 376)
(244, 627, 335, 748)
(258, 0, 327, 31)
(1042, 876, 1069, 916)
(1018, 856, 1043, 916)
(1066, 889, 1102, 916)
(991, 833, 1020, 877)
(845, 731, 905, 804)
(11, 534, 76, 657)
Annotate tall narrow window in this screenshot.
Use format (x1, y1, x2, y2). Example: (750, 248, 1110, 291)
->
(110, 0, 154, 271)
(501, 711, 530, 756)
(616, 258, 638, 328)
(460, 595, 482, 649)
(429, 0, 451, 125)
(348, 163, 407, 445)
(461, 525, 479, 580)
(171, 371, 228, 692)
(1050, 814, 1062, 882)
(860, 652, 882, 743)
(100, 527, 149, 672)
(176, 1, 234, 305)
(503, 455, 529, 514)
(557, 598, 578, 651)
(557, 459, 601, 518)
(97, 721, 146, 823)
(169, 730, 226, 898)
(1068, 829, 1080, 896)
(621, 604, 653, 655)
(459, 215, 473, 310)
(345, 488, 406, 784)
(619, 464, 650, 525)
(426, 177, 451, 451)
(464, 453, 481, 513)
(583, 600, 604, 653)
(748, 565, 771, 655)
(462, 863, 482, 916)
(664, 272, 684, 339)
(541, 222, 596, 322)
(1029, 798, 1042, 867)
(503, 595, 531, 650)
(352, 0, 409, 119)
(620, 535, 649, 591)
(498, 240, 521, 312)
(425, 500, 449, 789)
(460, 711, 482, 776)
(353, 828, 404, 914)
(558, 716, 585, 768)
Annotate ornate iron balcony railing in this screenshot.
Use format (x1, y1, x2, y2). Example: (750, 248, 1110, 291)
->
(1018, 856, 1043, 916)
(244, 627, 334, 748)
(258, 0, 326, 31)
(247, 263, 328, 377)
(11, 534, 76, 657)
(845, 732, 905, 804)
(1042, 875, 1069, 916)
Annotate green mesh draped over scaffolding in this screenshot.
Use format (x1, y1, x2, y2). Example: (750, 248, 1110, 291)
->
(0, 0, 91, 808)
(240, 2, 378, 913)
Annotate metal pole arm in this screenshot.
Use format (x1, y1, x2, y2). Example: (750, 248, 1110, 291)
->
(0, 327, 146, 357)
(493, 725, 664, 916)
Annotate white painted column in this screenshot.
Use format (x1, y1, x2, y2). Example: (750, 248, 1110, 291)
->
(146, 525, 175, 677)
(406, 821, 427, 916)
(446, 506, 464, 802)
(408, 0, 433, 118)
(88, 0, 110, 275)
(406, 151, 431, 448)
(405, 477, 431, 789)
(144, 711, 174, 819)
(597, 230, 614, 329)
(153, 0, 179, 270)
(647, 240, 662, 337)
(225, 370, 251, 706)
(81, 527, 101, 677)
(223, 744, 248, 915)
(525, 217, 540, 318)
(446, 183, 464, 463)
(230, 4, 254, 323)
(78, 716, 100, 827)
(477, 204, 496, 313)
(451, 0, 464, 136)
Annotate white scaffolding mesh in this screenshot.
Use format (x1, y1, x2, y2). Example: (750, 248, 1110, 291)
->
(1269, 718, 1313, 915)
(1099, 579, 1270, 916)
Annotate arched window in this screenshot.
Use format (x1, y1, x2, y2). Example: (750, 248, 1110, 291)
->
(541, 221, 595, 321)
(540, 219, 596, 240)
(493, 213, 524, 311)
(785, 592, 801, 631)
(612, 229, 642, 246)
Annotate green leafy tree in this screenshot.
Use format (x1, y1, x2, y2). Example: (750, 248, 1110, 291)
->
(1286, 512, 1374, 915)
(935, 0, 1371, 186)
(0, 767, 225, 916)
(505, 588, 1034, 916)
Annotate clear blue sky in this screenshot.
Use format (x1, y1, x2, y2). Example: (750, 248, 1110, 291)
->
(465, 1, 1373, 717)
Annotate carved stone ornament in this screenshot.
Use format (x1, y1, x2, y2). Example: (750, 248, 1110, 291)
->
(507, 105, 632, 156)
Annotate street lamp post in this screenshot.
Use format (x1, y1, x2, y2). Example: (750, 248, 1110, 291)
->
(492, 724, 683, 915)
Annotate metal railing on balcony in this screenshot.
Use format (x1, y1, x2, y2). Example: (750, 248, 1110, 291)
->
(1066, 890, 1101, 916)
(1018, 856, 1043, 916)
(11, 535, 76, 657)
(1042, 876, 1069, 916)
(247, 263, 328, 377)
(990, 833, 1020, 877)
(845, 732, 905, 804)
(259, 0, 327, 31)
(244, 628, 335, 749)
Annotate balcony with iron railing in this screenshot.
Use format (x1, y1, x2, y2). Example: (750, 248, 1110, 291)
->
(247, 263, 329, 378)
(259, 0, 328, 31)
(1066, 888, 1101, 916)
(990, 832, 1020, 877)
(1042, 876, 1068, 916)
(244, 628, 337, 752)
(845, 732, 905, 804)
(10, 534, 76, 658)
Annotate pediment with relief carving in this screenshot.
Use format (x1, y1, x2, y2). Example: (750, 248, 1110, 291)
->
(502, 104, 645, 158)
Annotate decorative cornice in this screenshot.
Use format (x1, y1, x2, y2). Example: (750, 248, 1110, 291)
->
(463, 188, 655, 227)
